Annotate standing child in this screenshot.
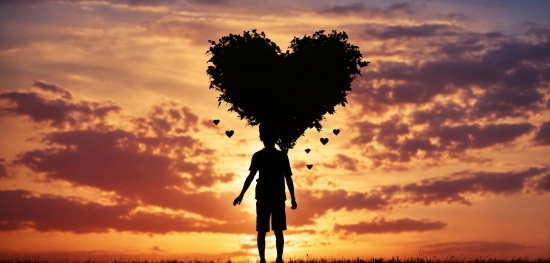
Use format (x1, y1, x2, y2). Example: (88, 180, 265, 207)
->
(233, 123, 298, 263)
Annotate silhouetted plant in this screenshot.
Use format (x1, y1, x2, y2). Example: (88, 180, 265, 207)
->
(206, 29, 368, 152)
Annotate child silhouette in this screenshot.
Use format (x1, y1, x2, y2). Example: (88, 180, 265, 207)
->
(233, 122, 297, 263)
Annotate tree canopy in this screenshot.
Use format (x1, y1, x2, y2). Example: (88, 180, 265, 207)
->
(206, 29, 368, 152)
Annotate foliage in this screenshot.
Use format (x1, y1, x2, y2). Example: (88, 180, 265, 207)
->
(206, 29, 368, 152)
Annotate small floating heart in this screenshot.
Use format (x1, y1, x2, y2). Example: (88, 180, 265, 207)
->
(305, 148, 311, 154)
(333, 129, 340, 135)
(320, 138, 329, 145)
(306, 164, 313, 170)
(225, 130, 234, 138)
(213, 119, 220, 125)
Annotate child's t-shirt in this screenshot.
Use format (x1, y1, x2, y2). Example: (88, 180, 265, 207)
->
(249, 147, 292, 201)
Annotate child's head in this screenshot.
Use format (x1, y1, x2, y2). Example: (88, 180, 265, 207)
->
(259, 122, 278, 147)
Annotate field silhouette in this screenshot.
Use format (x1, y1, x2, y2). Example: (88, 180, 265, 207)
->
(1, 256, 549, 263)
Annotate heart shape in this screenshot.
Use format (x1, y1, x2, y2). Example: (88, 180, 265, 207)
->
(225, 130, 234, 138)
(333, 129, 340, 135)
(307, 164, 313, 170)
(320, 138, 329, 145)
(207, 30, 367, 151)
(305, 148, 311, 154)
(213, 119, 220, 125)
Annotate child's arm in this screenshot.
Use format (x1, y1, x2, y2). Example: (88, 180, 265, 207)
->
(233, 170, 257, 206)
(285, 175, 297, 210)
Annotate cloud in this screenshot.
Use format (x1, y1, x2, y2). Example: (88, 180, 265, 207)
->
(0, 189, 132, 233)
(352, 117, 533, 166)
(14, 120, 242, 219)
(411, 102, 468, 126)
(2, 82, 245, 226)
(363, 24, 456, 40)
(288, 189, 389, 226)
(33, 81, 73, 99)
(187, 0, 230, 5)
(334, 218, 446, 234)
(319, 3, 364, 15)
(400, 167, 548, 205)
(352, 25, 549, 123)
(4, 164, 545, 234)
(133, 102, 201, 136)
(0, 189, 253, 234)
(0, 0, 180, 7)
(350, 121, 377, 145)
(0, 159, 6, 178)
(319, 2, 413, 16)
(535, 174, 550, 192)
(432, 123, 534, 151)
(533, 121, 550, 145)
(0, 82, 120, 128)
(289, 167, 549, 227)
(322, 154, 361, 172)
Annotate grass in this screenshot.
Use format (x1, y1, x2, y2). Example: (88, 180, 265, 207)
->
(1, 257, 549, 263)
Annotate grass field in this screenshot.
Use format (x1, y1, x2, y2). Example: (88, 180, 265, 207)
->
(1, 257, 549, 263)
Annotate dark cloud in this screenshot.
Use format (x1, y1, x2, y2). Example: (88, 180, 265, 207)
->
(125, 0, 180, 6)
(412, 103, 468, 126)
(17, 129, 185, 195)
(187, 0, 230, 5)
(0, 190, 251, 234)
(401, 167, 548, 205)
(0, 82, 120, 128)
(133, 102, 200, 136)
(433, 123, 534, 151)
(352, 26, 550, 123)
(0, 0, 180, 7)
(334, 218, 446, 234)
(2, 79, 548, 235)
(288, 189, 389, 226)
(533, 121, 550, 145)
(535, 174, 550, 192)
(0, 158, 7, 178)
(350, 120, 377, 144)
(14, 119, 240, 219)
(363, 24, 455, 40)
(1, 83, 244, 225)
(376, 117, 409, 149)
(322, 154, 361, 172)
(289, 167, 547, 217)
(33, 81, 72, 99)
(290, 167, 549, 221)
(386, 2, 412, 13)
(319, 3, 364, 15)
(0, 189, 131, 233)
(0, 0, 46, 5)
(352, 114, 533, 165)
(319, 2, 413, 16)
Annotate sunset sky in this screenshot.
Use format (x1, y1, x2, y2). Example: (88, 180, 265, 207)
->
(1, 0, 549, 260)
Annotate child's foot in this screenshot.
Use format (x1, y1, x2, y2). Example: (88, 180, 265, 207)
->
(259, 259, 266, 263)
(275, 258, 284, 263)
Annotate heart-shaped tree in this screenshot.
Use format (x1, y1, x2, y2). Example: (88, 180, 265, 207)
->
(207, 29, 368, 152)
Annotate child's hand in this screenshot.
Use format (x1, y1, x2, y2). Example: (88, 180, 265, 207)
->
(291, 199, 297, 210)
(233, 195, 243, 206)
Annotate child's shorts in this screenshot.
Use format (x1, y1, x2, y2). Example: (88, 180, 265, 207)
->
(256, 199, 286, 232)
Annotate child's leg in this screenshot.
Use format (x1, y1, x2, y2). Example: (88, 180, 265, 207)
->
(257, 231, 267, 261)
(274, 230, 284, 261)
